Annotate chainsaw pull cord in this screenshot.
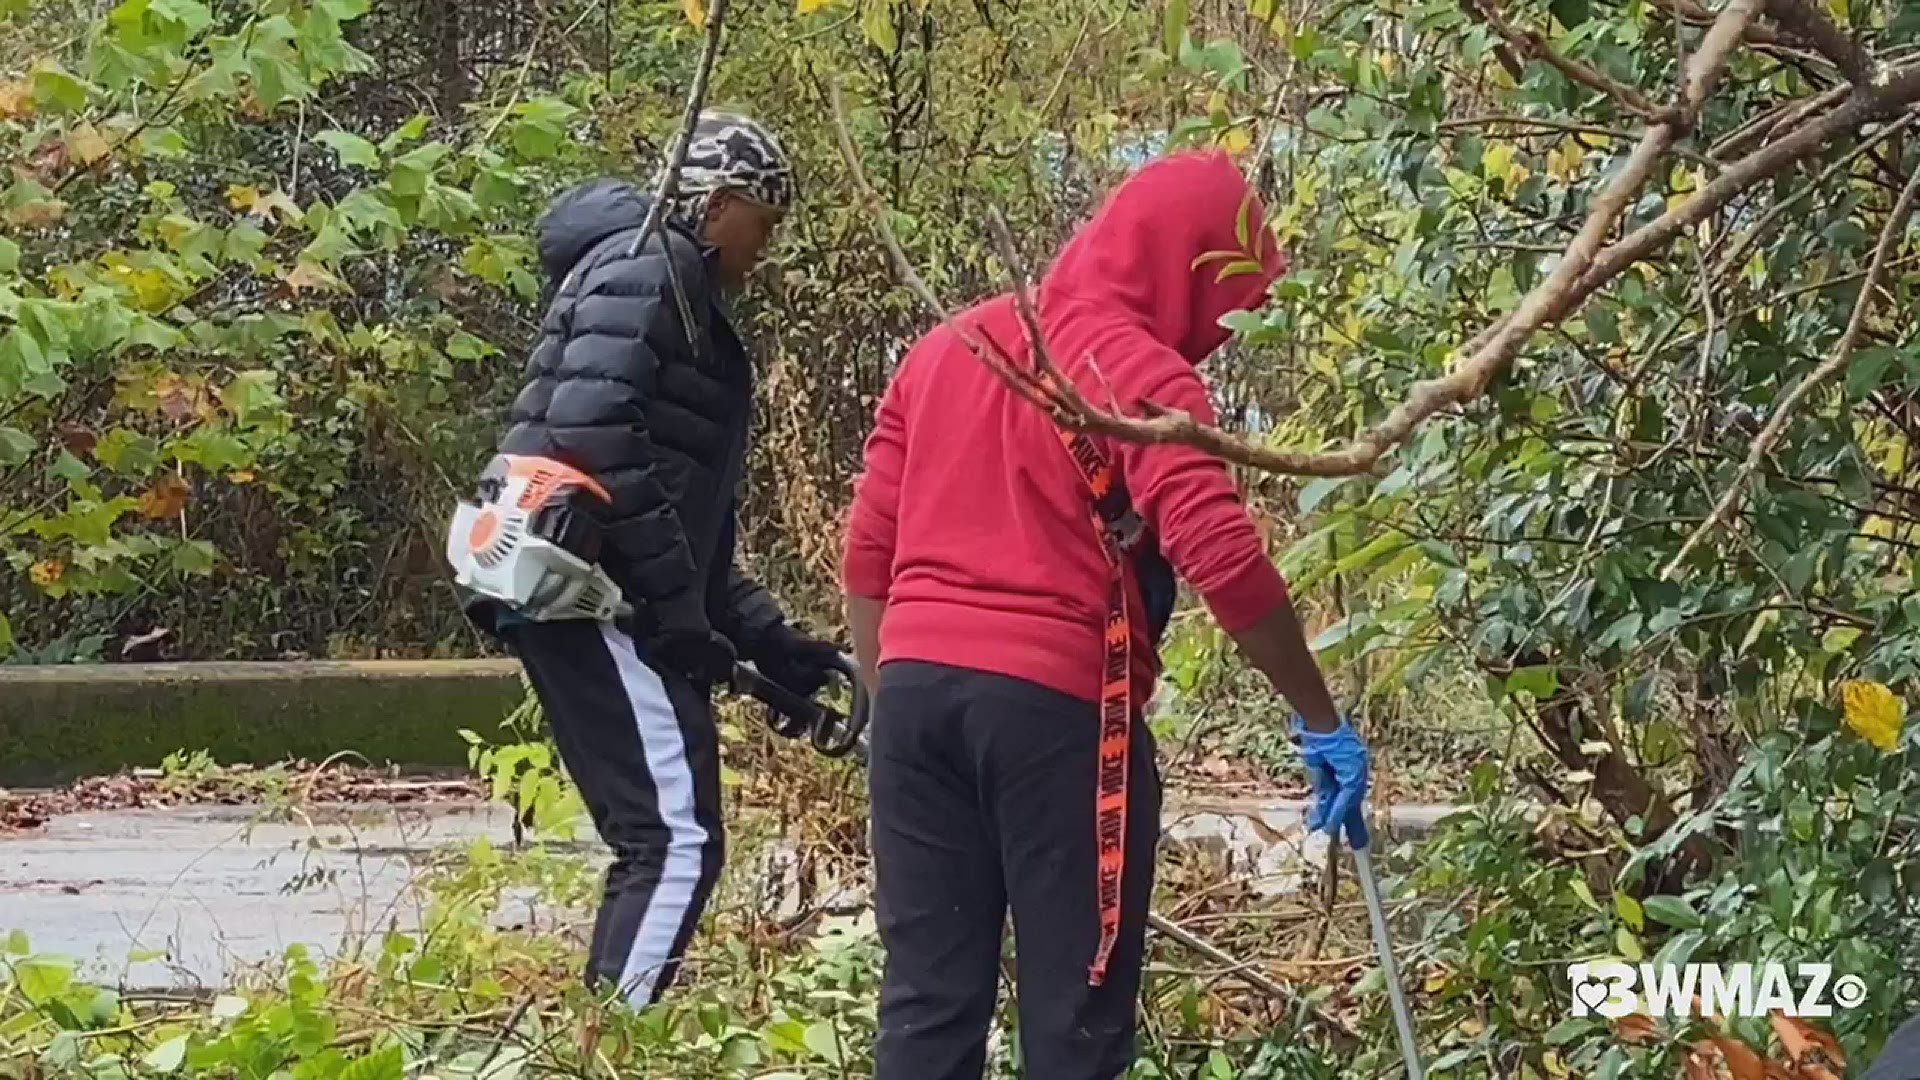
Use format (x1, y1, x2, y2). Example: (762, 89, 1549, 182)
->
(1036, 373, 1145, 989)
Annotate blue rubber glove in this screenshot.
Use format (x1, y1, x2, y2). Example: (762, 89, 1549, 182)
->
(1294, 716, 1372, 850)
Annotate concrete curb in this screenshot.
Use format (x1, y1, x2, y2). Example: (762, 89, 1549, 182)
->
(0, 660, 525, 786)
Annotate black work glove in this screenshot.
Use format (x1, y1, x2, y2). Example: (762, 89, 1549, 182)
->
(647, 627, 737, 686)
(752, 624, 845, 698)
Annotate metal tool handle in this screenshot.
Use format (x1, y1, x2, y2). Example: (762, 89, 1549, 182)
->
(730, 654, 871, 759)
(1351, 838, 1423, 1079)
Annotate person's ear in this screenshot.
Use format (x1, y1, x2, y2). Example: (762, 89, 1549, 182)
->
(703, 188, 732, 224)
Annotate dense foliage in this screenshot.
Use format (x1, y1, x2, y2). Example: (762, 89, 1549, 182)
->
(4, 0, 1919, 1075)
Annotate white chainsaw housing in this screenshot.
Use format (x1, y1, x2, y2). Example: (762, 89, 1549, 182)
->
(444, 457, 630, 623)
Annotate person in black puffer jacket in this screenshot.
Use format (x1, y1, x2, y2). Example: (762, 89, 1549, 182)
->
(476, 112, 841, 1008)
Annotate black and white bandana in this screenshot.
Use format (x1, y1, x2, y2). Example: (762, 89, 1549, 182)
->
(658, 111, 796, 214)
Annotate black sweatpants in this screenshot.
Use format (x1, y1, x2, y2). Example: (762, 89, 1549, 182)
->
(869, 660, 1162, 1080)
(506, 619, 725, 1007)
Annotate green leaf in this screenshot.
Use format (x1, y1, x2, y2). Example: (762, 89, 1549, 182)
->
(337, 1044, 404, 1080)
(1569, 877, 1601, 912)
(801, 1022, 844, 1065)
(14, 957, 74, 1004)
(212, 994, 248, 1021)
(141, 1036, 189, 1075)
(316, 129, 380, 168)
(861, 0, 897, 54)
(1164, 0, 1189, 55)
(2, 930, 26, 955)
(0, 236, 18, 274)
(380, 114, 430, 153)
(1297, 476, 1350, 515)
(0, 610, 12, 660)
(1545, 1017, 1591, 1045)
(1616, 925, 1643, 960)
(30, 60, 90, 114)
(94, 429, 160, 475)
(0, 426, 34, 466)
(765, 1019, 808, 1054)
(1642, 894, 1703, 930)
(1846, 346, 1899, 400)
(1613, 891, 1644, 931)
(1503, 665, 1559, 700)
(49, 450, 91, 485)
(170, 539, 218, 575)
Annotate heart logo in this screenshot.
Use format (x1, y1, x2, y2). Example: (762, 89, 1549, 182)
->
(1575, 979, 1611, 1012)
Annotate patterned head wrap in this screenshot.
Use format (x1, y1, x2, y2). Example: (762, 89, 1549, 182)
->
(656, 111, 796, 219)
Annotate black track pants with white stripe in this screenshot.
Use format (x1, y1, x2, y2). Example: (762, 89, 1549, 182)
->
(506, 619, 725, 1007)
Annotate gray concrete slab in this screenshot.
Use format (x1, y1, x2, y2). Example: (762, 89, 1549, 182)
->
(0, 797, 1462, 991)
(0, 802, 532, 989)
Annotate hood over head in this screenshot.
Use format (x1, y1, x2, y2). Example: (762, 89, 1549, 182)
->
(536, 180, 655, 280)
(1039, 150, 1286, 364)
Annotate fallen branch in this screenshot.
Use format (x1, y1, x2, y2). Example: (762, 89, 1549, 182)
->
(1663, 158, 1920, 577)
(1146, 911, 1361, 1045)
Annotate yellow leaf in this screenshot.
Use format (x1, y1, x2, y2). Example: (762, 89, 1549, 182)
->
(682, 0, 707, 27)
(1220, 126, 1253, 155)
(1547, 137, 1585, 181)
(246, 189, 302, 225)
(0, 79, 33, 120)
(67, 122, 110, 166)
(5, 196, 66, 228)
(226, 184, 261, 211)
(1483, 142, 1517, 184)
(228, 470, 256, 484)
(282, 262, 345, 293)
(28, 559, 64, 587)
(797, 0, 836, 11)
(1841, 680, 1903, 753)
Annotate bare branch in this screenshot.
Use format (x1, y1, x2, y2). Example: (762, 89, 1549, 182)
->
(1460, 0, 1667, 121)
(1663, 162, 1920, 577)
(627, 0, 731, 259)
(1762, 0, 1873, 85)
(1145, 912, 1361, 1045)
(1646, 0, 1782, 45)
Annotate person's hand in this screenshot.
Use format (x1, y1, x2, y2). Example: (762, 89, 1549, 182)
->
(755, 624, 845, 698)
(647, 628, 737, 685)
(1294, 716, 1371, 850)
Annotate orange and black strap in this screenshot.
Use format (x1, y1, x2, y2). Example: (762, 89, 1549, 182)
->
(1052, 420, 1139, 988)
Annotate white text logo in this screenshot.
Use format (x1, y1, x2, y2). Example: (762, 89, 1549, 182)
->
(1567, 962, 1867, 1019)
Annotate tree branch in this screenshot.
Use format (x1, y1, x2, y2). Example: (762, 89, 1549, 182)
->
(1460, 0, 1666, 122)
(1663, 159, 1920, 577)
(1762, 0, 1873, 85)
(626, 0, 730, 259)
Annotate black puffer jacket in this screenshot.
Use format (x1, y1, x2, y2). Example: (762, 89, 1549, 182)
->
(493, 179, 785, 655)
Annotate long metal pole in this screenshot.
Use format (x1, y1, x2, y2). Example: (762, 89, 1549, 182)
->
(1352, 841, 1423, 1079)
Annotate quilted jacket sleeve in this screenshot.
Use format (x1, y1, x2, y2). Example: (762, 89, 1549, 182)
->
(530, 234, 710, 636)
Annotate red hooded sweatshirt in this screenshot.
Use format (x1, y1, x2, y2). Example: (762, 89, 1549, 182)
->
(841, 151, 1290, 706)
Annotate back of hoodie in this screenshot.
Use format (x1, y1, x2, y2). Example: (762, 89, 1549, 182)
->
(841, 151, 1293, 707)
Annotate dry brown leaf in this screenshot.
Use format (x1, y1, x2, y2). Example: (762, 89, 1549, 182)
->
(1614, 1012, 1660, 1046)
(137, 474, 191, 521)
(1769, 1013, 1844, 1079)
(1710, 1035, 1768, 1080)
(6, 195, 66, 229)
(55, 423, 97, 458)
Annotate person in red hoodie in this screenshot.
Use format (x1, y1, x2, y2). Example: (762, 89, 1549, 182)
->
(841, 150, 1369, 1079)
